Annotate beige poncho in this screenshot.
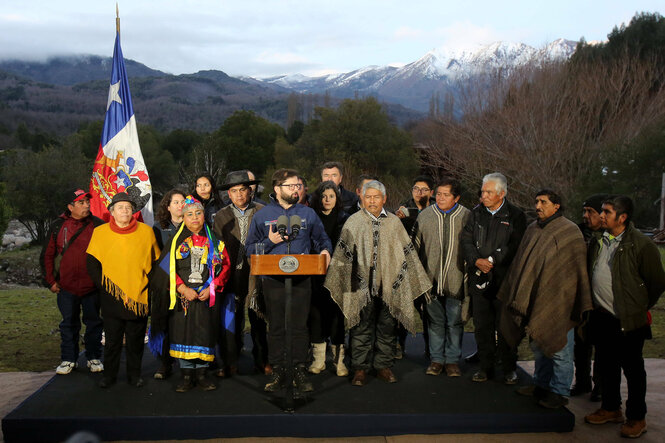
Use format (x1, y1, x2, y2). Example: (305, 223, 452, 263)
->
(324, 209, 432, 334)
(498, 215, 592, 357)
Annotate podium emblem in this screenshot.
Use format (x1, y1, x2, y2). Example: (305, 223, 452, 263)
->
(278, 255, 300, 273)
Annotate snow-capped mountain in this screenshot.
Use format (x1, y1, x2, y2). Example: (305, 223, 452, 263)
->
(252, 39, 578, 112)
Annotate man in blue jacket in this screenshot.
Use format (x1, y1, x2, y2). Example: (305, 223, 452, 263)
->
(246, 168, 332, 393)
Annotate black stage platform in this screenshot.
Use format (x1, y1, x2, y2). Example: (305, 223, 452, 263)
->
(2, 333, 573, 442)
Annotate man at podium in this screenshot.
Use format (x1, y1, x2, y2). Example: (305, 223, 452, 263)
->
(245, 168, 332, 393)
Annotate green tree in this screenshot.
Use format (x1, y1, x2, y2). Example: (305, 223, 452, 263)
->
(1, 146, 92, 241)
(162, 128, 203, 166)
(0, 183, 11, 239)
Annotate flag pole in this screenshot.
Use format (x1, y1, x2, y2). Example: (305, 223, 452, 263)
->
(116, 3, 120, 35)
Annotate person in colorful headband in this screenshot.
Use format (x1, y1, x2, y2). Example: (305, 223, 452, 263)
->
(150, 195, 231, 392)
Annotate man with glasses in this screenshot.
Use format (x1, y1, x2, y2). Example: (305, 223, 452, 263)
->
(245, 169, 332, 393)
(214, 171, 268, 378)
(395, 175, 436, 357)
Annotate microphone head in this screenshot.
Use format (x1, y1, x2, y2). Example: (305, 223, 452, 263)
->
(276, 215, 289, 236)
(289, 215, 301, 239)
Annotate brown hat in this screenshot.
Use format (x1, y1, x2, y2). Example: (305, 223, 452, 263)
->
(107, 192, 137, 211)
(219, 170, 259, 191)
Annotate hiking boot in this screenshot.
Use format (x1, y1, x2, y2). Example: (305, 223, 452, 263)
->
(620, 419, 647, 438)
(426, 362, 444, 376)
(376, 367, 397, 383)
(352, 369, 367, 386)
(175, 368, 194, 392)
(56, 361, 77, 375)
(445, 363, 462, 377)
(584, 408, 624, 425)
(264, 366, 285, 392)
(196, 368, 217, 391)
(294, 365, 314, 392)
(87, 359, 104, 373)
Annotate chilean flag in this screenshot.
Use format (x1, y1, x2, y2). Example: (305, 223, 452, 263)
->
(89, 30, 153, 225)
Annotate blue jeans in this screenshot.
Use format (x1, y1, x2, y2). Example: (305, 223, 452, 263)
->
(57, 290, 103, 362)
(531, 328, 574, 396)
(426, 296, 463, 364)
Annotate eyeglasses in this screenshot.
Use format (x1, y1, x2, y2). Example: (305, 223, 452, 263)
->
(279, 184, 303, 190)
(412, 186, 431, 194)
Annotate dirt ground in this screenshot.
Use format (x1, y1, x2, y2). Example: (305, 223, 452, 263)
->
(1, 360, 664, 443)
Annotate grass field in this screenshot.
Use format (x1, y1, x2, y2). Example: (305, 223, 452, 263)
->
(0, 246, 663, 372)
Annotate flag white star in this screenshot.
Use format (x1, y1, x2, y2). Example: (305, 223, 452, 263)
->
(106, 81, 122, 110)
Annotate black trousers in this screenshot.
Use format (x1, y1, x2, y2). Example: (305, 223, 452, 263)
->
(263, 276, 311, 367)
(350, 297, 397, 371)
(471, 293, 517, 373)
(591, 309, 648, 420)
(103, 315, 148, 381)
(309, 277, 345, 345)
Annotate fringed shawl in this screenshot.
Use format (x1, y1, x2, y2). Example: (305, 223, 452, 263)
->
(324, 210, 432, 334)
(86, 222, 160, 317)
(498, 216, 593, 357)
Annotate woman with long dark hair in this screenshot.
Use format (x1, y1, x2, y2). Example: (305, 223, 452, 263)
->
(308, 180, 349, 376)
(192, 173, 222, 227)
(153, 189, 186, 250)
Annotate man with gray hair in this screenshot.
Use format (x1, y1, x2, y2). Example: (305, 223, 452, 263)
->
(325, 180, 431, 386)
(461, 172, 526, 384)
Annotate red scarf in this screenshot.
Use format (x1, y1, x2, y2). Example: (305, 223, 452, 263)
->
(109, 217, 138, 234)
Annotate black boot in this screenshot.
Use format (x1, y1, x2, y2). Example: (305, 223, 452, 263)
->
(175, 368, 194, 392)
(196, 367, 217, 391)
(264, 366, 285, 392)
(294, 365, 314, 392)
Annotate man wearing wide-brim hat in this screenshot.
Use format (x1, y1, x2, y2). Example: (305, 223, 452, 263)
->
(213, 171, 270, 377)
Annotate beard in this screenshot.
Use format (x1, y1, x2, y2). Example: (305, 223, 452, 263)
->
(281, 190, 299, 205)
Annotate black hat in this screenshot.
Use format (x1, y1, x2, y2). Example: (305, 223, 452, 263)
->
(582, 194, 609, 214)
(107, 192, 137, 211)
(219, 170, 260, 191)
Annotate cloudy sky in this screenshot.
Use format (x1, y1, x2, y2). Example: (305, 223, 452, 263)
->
(0, 1, 661, 78)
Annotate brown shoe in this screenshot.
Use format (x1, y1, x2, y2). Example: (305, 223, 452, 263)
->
(621, 419, 647, 438)
(376, 368, 397, 383)
(584, 408, 624, 425)
(352, 370, 367, 387)
(215, 365, 237, 378)
(426, 362, 444, 376)
(263, 364, 273, 376)
(445, 363, 462, 377)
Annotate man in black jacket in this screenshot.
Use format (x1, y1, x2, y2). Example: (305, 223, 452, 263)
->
(461, 172, 526, 384)
(321, 161, 358, 213)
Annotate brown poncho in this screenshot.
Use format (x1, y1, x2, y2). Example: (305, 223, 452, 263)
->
(497, 215, 592, 357)
(324, 210, 432, 334)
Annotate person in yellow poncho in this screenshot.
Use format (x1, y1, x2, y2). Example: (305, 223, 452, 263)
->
(86, 192, 160, 388)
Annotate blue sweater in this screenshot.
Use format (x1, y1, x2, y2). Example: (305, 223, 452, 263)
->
(246, 197, 332, 256)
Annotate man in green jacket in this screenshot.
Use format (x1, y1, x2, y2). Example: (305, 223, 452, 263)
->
(584, 195, 665, 439)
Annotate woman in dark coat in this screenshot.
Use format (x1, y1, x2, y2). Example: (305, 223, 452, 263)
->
(308, 181, 349, 376)
(192, 173, 223, 227)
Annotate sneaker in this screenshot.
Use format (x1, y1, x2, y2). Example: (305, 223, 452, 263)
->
(584, 408, 624, 425)
(56, 361, 77, 375)
(620, 419, 647, 438)
(504, 370, 518, 385)
(87, 359, 104, 373)
(472, 370, 488, 382)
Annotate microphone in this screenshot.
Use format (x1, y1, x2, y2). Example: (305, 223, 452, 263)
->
(276, 215, 289, 241)
(289, 215, 302, 240)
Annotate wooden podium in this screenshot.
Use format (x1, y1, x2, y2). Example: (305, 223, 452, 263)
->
(250, 254, 327, 412)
